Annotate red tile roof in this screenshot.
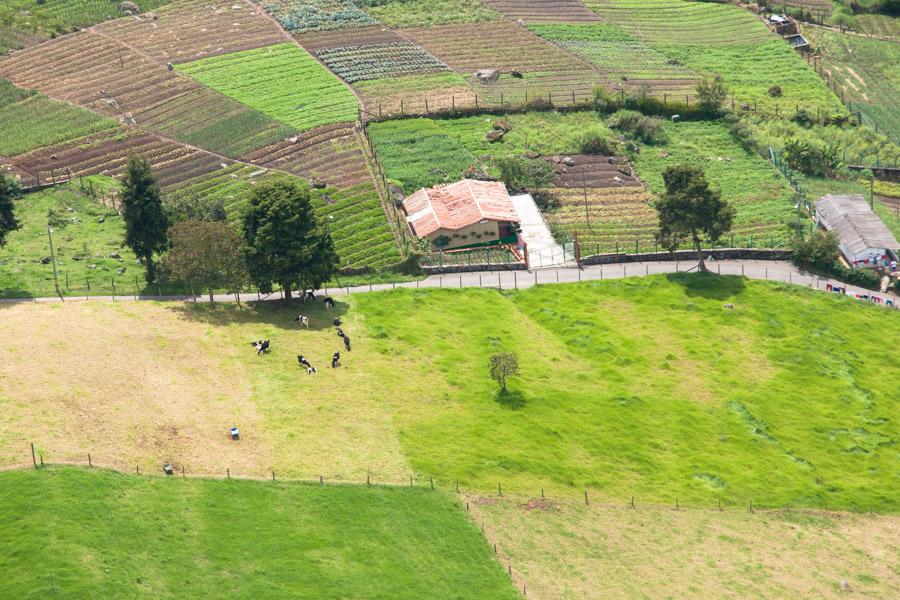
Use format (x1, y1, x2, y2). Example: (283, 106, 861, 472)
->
(402, 180, 519, 237)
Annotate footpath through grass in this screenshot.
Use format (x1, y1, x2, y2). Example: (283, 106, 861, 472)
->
(0, 466, 517, 599)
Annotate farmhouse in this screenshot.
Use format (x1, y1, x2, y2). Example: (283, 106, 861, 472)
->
(815, 194, 900, 266)
(401, 179, 520, 251)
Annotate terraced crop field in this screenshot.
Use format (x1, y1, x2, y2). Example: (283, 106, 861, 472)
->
(0, 79, 117, 156)
(6, 131, 230, 190)
(353, 72, 476, 118)
(402, 20, 605, 105)
(358, 0, 501, 28)
(258, 0, 376, 33)
(855, 14, 900, 39)
(93, 0, 287, 64)
(529, 24, 700, 97)
(807, 28, 900, 141)
(177, 43, 359, 132)
(483, 0, 602, 23)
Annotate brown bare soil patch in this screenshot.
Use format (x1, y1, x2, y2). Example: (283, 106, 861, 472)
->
(296, 25, 406, 52)
(472, 497, 900, 600)
(93, 0, 286, 64)
(547, 155, 640, 188)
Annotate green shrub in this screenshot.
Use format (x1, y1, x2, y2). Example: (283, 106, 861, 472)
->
(793, 229, 840, 271)
(578, 129, 618, 155)
(608, 110, 667, 145)
(496, 156, 554, 194)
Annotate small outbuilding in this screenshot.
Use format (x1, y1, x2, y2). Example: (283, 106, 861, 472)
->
(815, 194, 900, 266)
(401, 179, 520, 251)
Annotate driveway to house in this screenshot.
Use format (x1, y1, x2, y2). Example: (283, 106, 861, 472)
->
(510, 193, 571, 268)
(5, 260, 897, 308)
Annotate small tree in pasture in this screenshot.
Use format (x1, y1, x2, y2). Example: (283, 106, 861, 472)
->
(163, 220, 247, 301)
(489, 351, 519, 392)
(696, 75, 729, 116)
(121, 156, 168, 283)
(655, 165, 735, 272)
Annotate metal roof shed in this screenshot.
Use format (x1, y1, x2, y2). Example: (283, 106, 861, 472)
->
(815, 194, 900, 264)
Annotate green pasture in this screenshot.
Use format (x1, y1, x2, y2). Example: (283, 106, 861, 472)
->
(0, 467, 517, 599)
(354, 277, 900, 511)
(177, 44, 358, 133)
(0, 79, 117, 156)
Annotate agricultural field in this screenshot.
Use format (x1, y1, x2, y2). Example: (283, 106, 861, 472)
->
(1, 467, 518, 599)
(353, 72, 476, 117)
(93, 0, 287, 65)
(0, 0, 171, 54)
(483, 0, 602, 24)
(257, 0, 376, 33)
(314, 42, 450, 83)
(0, 79, 117, 156)
(3, 277, 898, 513)
(807, 28, 900, 142)
(176, 43, 359, 132)
(401, 20, 605, 105)
(473, 496, 900, 600)
(5, 132, 231, 190)
(529, 23, 700, 97)
(855, 14, 900, 38)
(0, 178, 146, 299)
(357, 0, 501, 27)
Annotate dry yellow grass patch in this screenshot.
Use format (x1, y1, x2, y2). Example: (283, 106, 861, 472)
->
(0, 300, 411, 481)
(469, 495, 900, 600)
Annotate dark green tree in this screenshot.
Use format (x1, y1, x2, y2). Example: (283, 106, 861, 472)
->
(163, 220, 248, 302)
(0, 174, 22, 248)
(121, 156, 168, 282)
(655, 165, 735, 272)
(489, 351, 519, 392)
(696, 75, 729, 116)
(242, 179, 339, 298)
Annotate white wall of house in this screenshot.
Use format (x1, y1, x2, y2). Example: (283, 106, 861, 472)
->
(428, 220, 501, 250)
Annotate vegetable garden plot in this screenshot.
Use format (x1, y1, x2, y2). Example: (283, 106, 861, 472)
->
(315, 42, 450, 83)
(548, 155, 641, 188)
(482, 0, 602, 24)
(256, 0, 376, 33)
(401, 21, 607, 105)
(0, 80, 117, 156)
(583, 0, 773, 45)
(132, 86, 296, 158)
(529, 24, 700, 96)
(295, 25, 405, 51)
(93, 0, 287, 65)
(549, 186, 659, 249)
(9, 132, 229, 190)
(240, 123, 373, 190)
(177, 43, 358, 132)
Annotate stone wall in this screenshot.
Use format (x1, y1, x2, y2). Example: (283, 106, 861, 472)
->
(579, 248, 793, 266)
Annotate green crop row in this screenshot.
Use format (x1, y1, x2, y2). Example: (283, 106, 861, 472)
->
(177, 43, 359, 133)
(0, 79, 118, 156)
(315, 42, 449, 83)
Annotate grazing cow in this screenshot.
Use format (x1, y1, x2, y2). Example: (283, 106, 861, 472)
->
(336, 328, 345, 338)
(331, 352, 340, 368)
(324, 297, 335, 310)
(307, 366, 317, 375)
(297, 354, 311, 369)
(343, 335, 351, 352)
(293, 315, 310, 328)
(251, 340, 270, 355)
(305, 290, 316, 303)
(333, 317, 342, 327)
(724, 303, 735, 310)
(671, 114, 681, 123)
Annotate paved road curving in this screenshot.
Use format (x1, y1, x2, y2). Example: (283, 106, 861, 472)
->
(3, 259, 898, 308)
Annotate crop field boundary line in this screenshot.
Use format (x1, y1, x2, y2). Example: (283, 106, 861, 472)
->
(7, 461, 892, 517)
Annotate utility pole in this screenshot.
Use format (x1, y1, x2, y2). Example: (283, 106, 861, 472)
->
(47, 226, 61, 299)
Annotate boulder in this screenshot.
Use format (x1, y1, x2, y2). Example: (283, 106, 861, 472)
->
(118, 1, 140, 15)
(475, 69, 500, 83)
(40, 256, 52, 265)
(486, 129, 505, 142)
(562, 156, 576, 167)
(109, 252, 121, 260)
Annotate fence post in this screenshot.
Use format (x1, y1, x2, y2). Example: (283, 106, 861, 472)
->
(31, 443, 36, 468)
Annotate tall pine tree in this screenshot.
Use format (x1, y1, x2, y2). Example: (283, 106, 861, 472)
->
(121, 156, 168, 282)
(0, 174, 22, 248)
(242, 179, 338, 298)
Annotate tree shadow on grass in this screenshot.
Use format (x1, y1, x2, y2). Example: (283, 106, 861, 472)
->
(164, 297, 350, 332)
(664, 271, 746, 301)
(495, 388, 527, 410)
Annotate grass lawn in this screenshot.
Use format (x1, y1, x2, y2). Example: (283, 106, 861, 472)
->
(0, 466, 518, 599)
(4, 277, 896, 512)
(177, 44, 359, 132)
(472, 496, 900, 600)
